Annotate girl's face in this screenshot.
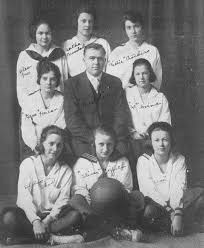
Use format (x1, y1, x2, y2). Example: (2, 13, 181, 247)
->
(134, 64, 151, 89)
(36, 23, 52, 49)
(42, 133, 64, 161)
(40, 70, 57, 94)
(151, 130, 171, 157)
(94, 132, 115, 161)
(77, 12, 94, 37)
(125, 20, 143, 42)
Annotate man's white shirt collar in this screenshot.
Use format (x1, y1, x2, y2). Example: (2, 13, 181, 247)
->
(86, 71, 102, 93)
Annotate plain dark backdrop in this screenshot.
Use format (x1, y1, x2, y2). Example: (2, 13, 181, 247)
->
(0, 0, 203, 194)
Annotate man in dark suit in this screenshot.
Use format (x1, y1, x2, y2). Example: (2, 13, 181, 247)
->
(64, 43, 129, 156)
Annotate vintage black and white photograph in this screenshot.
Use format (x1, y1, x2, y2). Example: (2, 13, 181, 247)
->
(0, 0, 204, 247)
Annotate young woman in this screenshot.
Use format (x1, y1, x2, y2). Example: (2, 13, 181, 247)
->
(137, 122, 204, 236)
(17, 18, 68, 107)
(107, 11, 162, 89)
(70, 125, 144, 238)
(20, 60, 66, 159)
(1, 126, 81, 242)
(63, 6, 111, 77)
(72, 125, 133, 202)
(126, 58, 171, 158)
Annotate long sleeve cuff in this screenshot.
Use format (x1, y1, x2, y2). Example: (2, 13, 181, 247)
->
(26, 211, 41, 224)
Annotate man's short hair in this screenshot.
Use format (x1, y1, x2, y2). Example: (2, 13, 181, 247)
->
(84, 43, 106, 56)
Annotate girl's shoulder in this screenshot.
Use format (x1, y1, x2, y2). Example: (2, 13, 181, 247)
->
(73, 153, 98, 170)
(149, 87, 167, 99)
(125, 85, 138, 95)
(111, 156, 129, 164)
(17, 45, 34, 61)
(171, 152, 186, 164)
(137, 153, 152, 164)
(110, 43, 127, 56)
(140, 42, 160, 53)
(19, 155, 37, 171)
(54, 90, 64, 97)
(63, 36, 80, 48)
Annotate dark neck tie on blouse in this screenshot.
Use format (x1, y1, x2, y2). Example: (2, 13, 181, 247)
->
(26, 47, 65, 61)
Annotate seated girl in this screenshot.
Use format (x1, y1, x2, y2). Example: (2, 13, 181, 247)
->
(126, 58, 171, 188)
(20, 60, 66, 160)
(137, 122, 204, 236)
(70, 125, 144, 239)
(1, 126, 81, 243)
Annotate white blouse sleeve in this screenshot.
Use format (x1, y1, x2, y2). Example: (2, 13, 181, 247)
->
(21, 98, 38, 150)
(137, 156, 167, 206)
(169, 156, 187, 209)
(16, 51, 29, 108)
(53, 100, 66, 129)
(116, 157, 133, 192)
(16, 158, 40, 223)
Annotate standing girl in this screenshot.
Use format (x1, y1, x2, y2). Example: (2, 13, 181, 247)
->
(107, 11, 162, 89)
(63, 6, 111, 77)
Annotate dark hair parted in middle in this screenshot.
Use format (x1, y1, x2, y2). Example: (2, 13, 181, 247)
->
(147, 122, 176, 148)
(129, 58, 156, 85)
(29, 18, 53, 42)
(36, 60, 61, 87)
(122, 11, 144, 30)
(35, 125, 67, 163)
(84, 43, 106, 56)
(73, 5, 97, 30)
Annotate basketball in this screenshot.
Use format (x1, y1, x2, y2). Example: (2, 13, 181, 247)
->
(90, 178, 128, 217)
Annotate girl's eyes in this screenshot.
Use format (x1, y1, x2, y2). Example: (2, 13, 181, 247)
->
(38, 32, 51, 35)
(48, 142, 63, 147)
(81, 19, 93, 24)
(41, 76, 57, 82)
(154, 139, 169, 142)
(135, 71, 149, 76)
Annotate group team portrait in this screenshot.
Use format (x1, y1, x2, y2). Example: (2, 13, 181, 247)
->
(0, 0, 204, 247)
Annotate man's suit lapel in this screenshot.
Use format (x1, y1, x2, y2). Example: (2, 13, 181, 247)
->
(78, 72, 95, 101)
(99, 73, 111, 99)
